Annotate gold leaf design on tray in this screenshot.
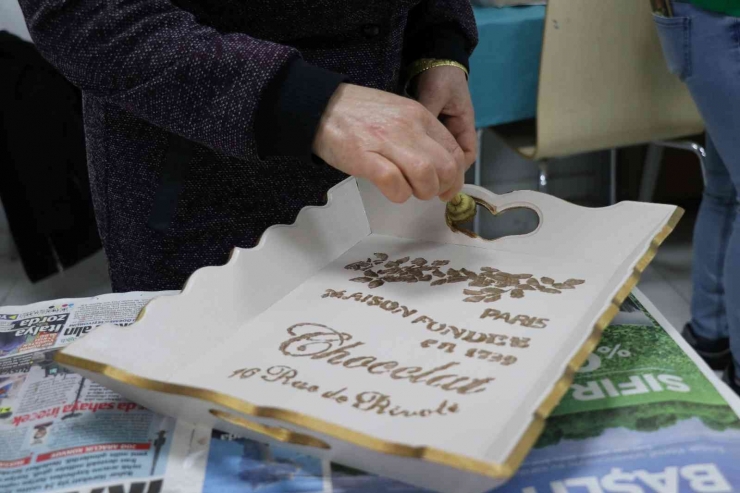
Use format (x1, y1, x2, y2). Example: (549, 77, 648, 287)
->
(345, 253, 585, 303)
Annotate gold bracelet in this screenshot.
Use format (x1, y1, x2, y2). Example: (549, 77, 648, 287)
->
(403, 58, 469, 95)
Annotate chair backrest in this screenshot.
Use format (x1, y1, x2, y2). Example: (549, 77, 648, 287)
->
(526, 0, 703, 160)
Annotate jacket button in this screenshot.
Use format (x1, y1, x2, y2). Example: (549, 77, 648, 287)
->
(362, 24, 380, 38)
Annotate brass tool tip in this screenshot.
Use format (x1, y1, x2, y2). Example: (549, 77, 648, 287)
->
(446, 193, 477, 223)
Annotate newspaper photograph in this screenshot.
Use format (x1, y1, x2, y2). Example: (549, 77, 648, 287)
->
(0, 292, 209, 493)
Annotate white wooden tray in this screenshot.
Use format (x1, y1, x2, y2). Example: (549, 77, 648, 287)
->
(57, 178, 681, 493)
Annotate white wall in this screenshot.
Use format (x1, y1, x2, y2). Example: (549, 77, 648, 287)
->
(0, 1, 31, 41)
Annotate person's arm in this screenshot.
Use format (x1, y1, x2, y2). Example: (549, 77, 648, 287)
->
(18, 0, 345, 162)
(403, 0, 478, 73)
(20, 0, 469, 203)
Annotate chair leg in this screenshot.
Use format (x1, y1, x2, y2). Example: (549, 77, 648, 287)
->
(609, 148, 618, 205)
(639, 143, 664, 203)
(654, 139, 707, 187)
(474, 128, 484, 235)
(538, 162, 549, 194)
(640, 139, 707, 203)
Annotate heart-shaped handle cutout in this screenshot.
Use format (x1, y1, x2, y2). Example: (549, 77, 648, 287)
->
(447, 196, 540, 241)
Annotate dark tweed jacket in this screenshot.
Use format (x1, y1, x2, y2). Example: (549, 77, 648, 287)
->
(19, 0, 478, 292)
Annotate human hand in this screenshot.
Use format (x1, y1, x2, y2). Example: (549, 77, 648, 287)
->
(312, 83, 466, 203)
(412, 65, 477, 171)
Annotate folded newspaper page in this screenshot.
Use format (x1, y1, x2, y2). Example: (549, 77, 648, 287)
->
(0, 292, 210, 493)
(200, 289, 740, 493)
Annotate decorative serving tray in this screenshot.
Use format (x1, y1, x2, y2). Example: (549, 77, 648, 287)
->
(57, 178, 681, 493)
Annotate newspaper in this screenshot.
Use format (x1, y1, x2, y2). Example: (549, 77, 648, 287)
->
(0, 292, 211, 493)
(3, 289, 738, 493)
(200, 289, 740, 493)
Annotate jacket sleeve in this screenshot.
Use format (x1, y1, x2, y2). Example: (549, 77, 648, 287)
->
(17, 0, 346, 161)
(403, 0, 479, 72)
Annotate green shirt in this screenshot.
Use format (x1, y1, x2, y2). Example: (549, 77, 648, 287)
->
(688, 0, 740, 16)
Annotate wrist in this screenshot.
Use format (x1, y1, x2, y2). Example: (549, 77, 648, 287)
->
(403, 58, 469, 96)
(311, 83, 350, 160)
(255, 58, 347, 162)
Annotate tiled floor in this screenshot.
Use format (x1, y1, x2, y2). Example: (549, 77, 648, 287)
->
(0, 249, 111, 307)
(635, 204, 695, 333)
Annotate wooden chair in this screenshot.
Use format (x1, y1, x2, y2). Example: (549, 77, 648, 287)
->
(474, 0, 705, 207)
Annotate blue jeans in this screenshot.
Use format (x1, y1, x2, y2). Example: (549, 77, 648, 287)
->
(653, 1, 740, 374)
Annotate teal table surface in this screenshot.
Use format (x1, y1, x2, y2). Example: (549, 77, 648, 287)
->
(469, 5, 545, 128)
